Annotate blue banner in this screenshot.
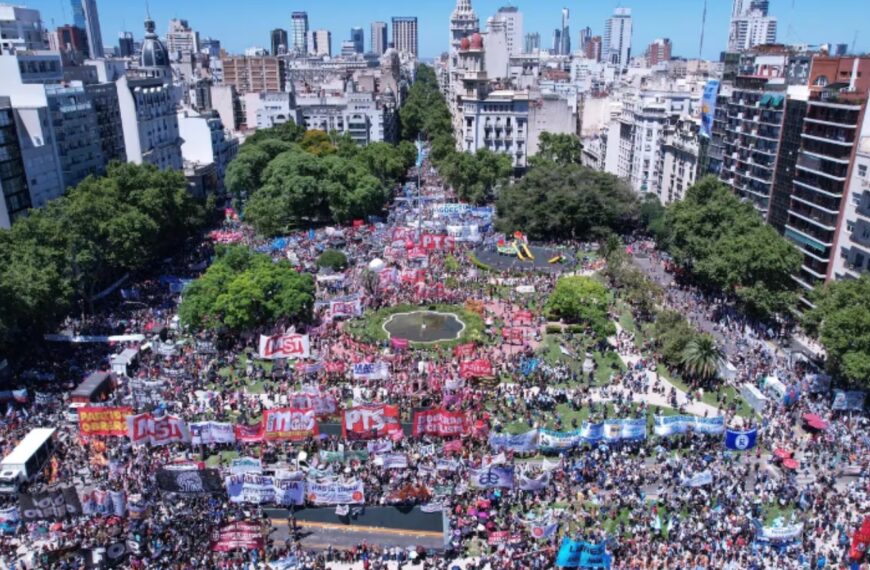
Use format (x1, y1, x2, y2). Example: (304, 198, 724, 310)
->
(489, 430, 538, 453)
(700, 79, 720, 138)
(556, 538, 612, 568)
(725, 428, 758, 450)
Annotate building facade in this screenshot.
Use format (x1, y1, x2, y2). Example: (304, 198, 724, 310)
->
(603, 8, 632, 70)
(221, 56, 285, 93)
(371, 22, 387, 55)
(0, 97, 30, 228)
(0, 4, 45, 54)
(271, 28, 288, 56)
(166, 19, 199, 62)
(81, 0, 104, 59)
(392, 17, 418, 58)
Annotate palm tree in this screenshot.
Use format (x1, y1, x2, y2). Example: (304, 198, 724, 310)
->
(680, 334, 725, 384)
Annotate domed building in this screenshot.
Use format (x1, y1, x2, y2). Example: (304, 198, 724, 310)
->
(114, 16, 183, 172)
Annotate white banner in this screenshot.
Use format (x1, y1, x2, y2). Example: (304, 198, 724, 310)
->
(681, 470, 713, 487)
(352, 362, 390, 381)
(190, 422, 236, 445)
(225, 473, 305, 506)
(127, 413, 190, 446)
(258, 333, 311, 360)
(329, 299, 362, 318)
(230, 457, 263, 474)
(653, 415, 725, 437)
(306, 480, 365, 505)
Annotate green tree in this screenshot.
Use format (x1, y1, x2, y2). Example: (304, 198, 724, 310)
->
(179, 246, 315, 333)
(244, 120, 306, 146)
(805, 275, 870, 387)
(664, 176, 800, 318)
(300, 130, 336, 156)
(316, 249, 349, 271)
(497, 163, 638, 240)
(530, 132, 583, 167)
(680, 334, 725, 382)
(650, 310, 697, 368)
(442, 149, 512, 205)
(545, 276, 615, 339)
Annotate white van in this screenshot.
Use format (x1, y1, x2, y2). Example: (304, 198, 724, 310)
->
(0, 428, 57, 493)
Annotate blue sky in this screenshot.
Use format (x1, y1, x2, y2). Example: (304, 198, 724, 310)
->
(28, 0, 869, 60)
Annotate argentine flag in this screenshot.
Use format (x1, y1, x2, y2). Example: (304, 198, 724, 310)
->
(725, 428, 758, 451)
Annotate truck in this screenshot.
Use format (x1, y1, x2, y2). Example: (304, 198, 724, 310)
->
(68, 371, 116, 423)
(0, 428, 57, 493)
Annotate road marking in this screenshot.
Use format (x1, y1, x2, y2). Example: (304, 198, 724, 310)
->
(269, 519, 443, 538)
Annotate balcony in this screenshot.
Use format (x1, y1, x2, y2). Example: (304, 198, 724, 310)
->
(785, 217, 835, 247)
(789, 201, 838, 231)
(794, 169, 847, 197)
(796, 152, 849, 180)
(802, 123, 857, 146)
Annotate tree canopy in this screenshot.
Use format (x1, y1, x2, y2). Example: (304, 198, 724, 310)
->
(179, 246, 315, 333)
(0, 162, 205, 353)
(804, 275, 870, 387)
(545, 276, 615, 339)
(316, 249, 348, 271)
(441, 149, 512, 205)
(663, 176, 801, 319)
(496, 163, 638, 241)
(231, 122, 416, 236)
(530, 132, 583, 167)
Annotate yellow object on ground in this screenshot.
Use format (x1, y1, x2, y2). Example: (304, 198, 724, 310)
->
(521, 244, 534, 260)
(549, 255, 563, 264)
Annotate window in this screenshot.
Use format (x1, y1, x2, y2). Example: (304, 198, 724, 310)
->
(859, 164, 867, 178)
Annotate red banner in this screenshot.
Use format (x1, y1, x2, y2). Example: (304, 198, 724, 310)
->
(850, 516, 870, 560)
(419, 234, 455, 251)
(233, 423, 264, 443)
(262, 408, 319, 441)
(454, 343, 475, 358)
(324, 361, 346, 374)
(444, 439, 464, 453)
(502, 328, 525, 343)
(408, 246, 428, 259)
(78, 407, 131, 437)
(412, 409, 470, 437)
(341, 404, 402, 440)
(210, 521, 264, 552)
(460, 360, 493, 379)
(127, 413, 190, 446)
(391, 337, 409, 350)
(515, 310, 533, 324)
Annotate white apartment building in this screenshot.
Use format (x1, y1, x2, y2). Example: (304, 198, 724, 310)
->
(603, 8, 632, 71)
(306, 30, 332, 57)
(658, 117, 701, 204)
(831, 135, 870, 279)
(0, 4, 44, 54)
(728, 0, 777, 52)
(295, 87, 398, 145)
(166, 19, 200, 62)
(177, 110, 239, 195)
(116, 76, 183, 171)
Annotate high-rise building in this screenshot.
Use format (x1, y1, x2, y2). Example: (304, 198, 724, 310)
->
(495, 6, 522, 56)
(291, 12, 309, 54)
(81, 0, 104, 59)
(450, 0, 478, 52)
(200, 37, 221, 58)
(306, 29, 332, 57)
(71, 0, 86, 29)
(271, 28, 288, 56)
(221, 55, 285, 93)
(371, 21, 387, 55)
(54, 25, 90, 59)
(0, 97, 30, 228)
(646, 38, 672, 66)
(524, 32, 540, 54)
(579, 27, 592, 52)
(350, 27, 364, 54)
(166, 19, 199, 62)
(603, 7, 632, 70)
(118, 31, 134, 57)
(585, 36, 602, 61)
(0, 4, 45, 53)
(559, 8, 571, 56)
(784, 56, 870, 300)
(392, 17, 418, 57)
(728, 0, 777, 52)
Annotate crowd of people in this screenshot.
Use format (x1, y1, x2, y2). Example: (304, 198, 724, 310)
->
(0, 148, 866, 570)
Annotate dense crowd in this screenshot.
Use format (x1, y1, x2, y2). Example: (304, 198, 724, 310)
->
(0, 151, 867, 570)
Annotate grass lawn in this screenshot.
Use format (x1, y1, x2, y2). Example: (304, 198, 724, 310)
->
(537, 335, 626, 388)
(204, 450, 242, 467)
(761, 502, 797, 525)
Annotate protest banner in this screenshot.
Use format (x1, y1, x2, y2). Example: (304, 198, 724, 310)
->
(469, 466, 514, 489)
(390, 337, 410, 351)
(538, 429, 581, 452)
(653, 415, 725, 437)
(460, 360, 493, 379)
(725, 428, 758, 451)
(341, 404, 402, 440)
(489, 430, 538, 453)
(262, 408, 319, 441)
(230, 457, 263, 475)
(257, 333, 310, 360)
(127, 413, 190, 446)
(78, 407, 131, 437)
(832, 390, 866, 412)
(454, 343, 475, 358)
(329, 298, 362, 318)
(210, 521, 264, 552)
(233, 424, 264, 443)
(306, 480, 365, 505)
(287, 392, 337, 416)
(754, 521, 804, 544)
(412, 409, 470, 437)
(156, 468, 223, 494)
(190, 422, 235, 445)
(19, 488, 83, 521)
(502, 328, 525, 343)
(352, 362, 390, 381)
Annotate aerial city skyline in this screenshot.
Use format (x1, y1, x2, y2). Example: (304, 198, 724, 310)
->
(0, 0, 869, 568)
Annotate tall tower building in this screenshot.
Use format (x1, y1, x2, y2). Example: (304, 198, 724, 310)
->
(350, 27, 364, 53)
(271, 28, 288, 56)
(603, 7, 632, 69)
(81, 0, 104, 59)
(70, 0, 85, 30)
(306, 30, 332, 57)
(371, 21, 387, 55)
(166, 19, 199, 61)
(524, 32, 540, 54)
(392, 17, 418, 57)
(450, 0, 479, 51)
(560, 8, 571, 55)
(728, 0, 777, 52)
(118, 31, 134, 57)
(291, 12, 309, 54)
(495, 6, 523, 56)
